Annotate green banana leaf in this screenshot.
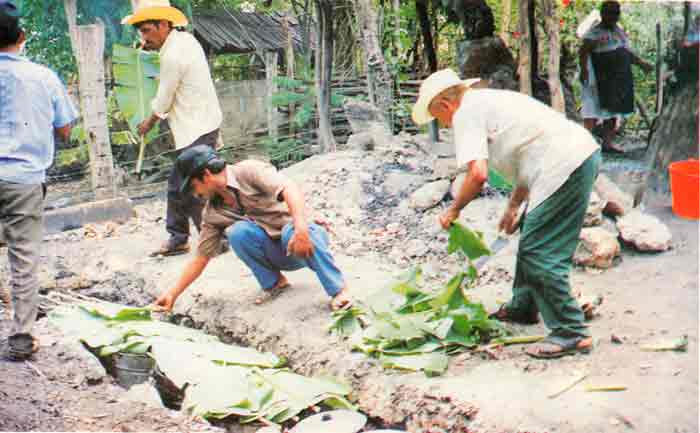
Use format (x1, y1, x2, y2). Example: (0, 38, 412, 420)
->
(380, 352, 449, 376)
(112, 44, 160, 144)
(447, 222, 491, 260)
(488, 168, 514, 192)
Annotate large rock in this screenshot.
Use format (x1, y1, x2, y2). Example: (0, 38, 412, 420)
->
(344, 100, 388, 134)
(617, 211, 672, 252)
(595, 174, 634, 217)
(409, 180, 451, 210)
(457, 37, 517, 91)
(346, 132, 374, 151)
(431, 157, 459, 180)
(574, 227, 621, 269)
(584, 191, 606, 227)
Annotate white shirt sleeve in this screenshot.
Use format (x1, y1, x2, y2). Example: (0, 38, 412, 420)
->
(151, 51, 185, 116)
(453, 105, 489, 169)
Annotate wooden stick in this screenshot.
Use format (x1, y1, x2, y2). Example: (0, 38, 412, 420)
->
(136, 135, 146, 176)
(548, 373, 587, 399)
(25, 361, 47, 380)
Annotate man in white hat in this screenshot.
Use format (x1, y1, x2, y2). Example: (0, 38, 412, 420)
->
(412, 69, 600, 359)
(123, 0, 223, 257)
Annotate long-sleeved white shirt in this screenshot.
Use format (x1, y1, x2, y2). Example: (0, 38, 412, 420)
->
(152, 30, 222, 149)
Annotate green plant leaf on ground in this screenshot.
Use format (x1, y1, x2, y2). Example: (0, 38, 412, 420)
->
(391, 266, 423, 297)
(448, 222, 491, 260)
(429, 273, 467, 310)
(380, 352, 449, 376)
(329, 307, 363, 337)
(488, 168, 513, 192)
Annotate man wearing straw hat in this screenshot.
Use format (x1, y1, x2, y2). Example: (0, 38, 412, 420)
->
(412, 69, 600, 359)
(123, 0, 223, 257)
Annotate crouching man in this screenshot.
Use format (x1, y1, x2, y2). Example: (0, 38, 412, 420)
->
(153, 146, 353, 312)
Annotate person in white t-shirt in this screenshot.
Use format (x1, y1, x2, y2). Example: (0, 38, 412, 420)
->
(412, 69, 601, 359)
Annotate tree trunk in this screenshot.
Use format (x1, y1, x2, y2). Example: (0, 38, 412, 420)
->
(393, 0, 401, 57)
(315, 0, 336, 152)
(416, 0, 437, 74)
(501, 0, 512, 47)
(283, 16, 296, 138)
(64, 0, 116, 199)
(542, 0, 564, 112)
(528, 0, 538, 80)
(517, 0, 532, 95)
(354, 0, 393, 129)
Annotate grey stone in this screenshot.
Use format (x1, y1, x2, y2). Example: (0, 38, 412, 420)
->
(44, 197, 134, 235)
(405, 239, 429, 257)
(574, 227, 621, 269)
(382, 171, 425, 197)
(431, 158, 459, 180)
(584, 191, 606, 227)
(346, 132, 375, 151)
(121, 382, 164, 408)
(344, 100, 387, 134)
(63, 341, 107, 383)
(409, 180, 450, 211)
(617, 210, 672, 252)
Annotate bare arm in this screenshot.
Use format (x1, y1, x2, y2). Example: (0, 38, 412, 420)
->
(282, 182, 309, 234)
(579, 39, 595, 84)
(451, 159, 489, 212)
(153, 255, 210, 311)
(55, 124, 72, 144)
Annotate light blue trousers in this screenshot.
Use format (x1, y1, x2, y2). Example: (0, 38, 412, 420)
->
(227, 221, 345, 297)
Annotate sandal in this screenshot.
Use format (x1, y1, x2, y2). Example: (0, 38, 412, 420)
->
(6, 333, 39, 361)
(255, 278, 291, 305)
(489, 304, 539, 325)
(330, 288, 353, 311)
(526, 335, 593, 359)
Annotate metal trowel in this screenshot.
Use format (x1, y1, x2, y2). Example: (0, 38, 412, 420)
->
(288, 410, 367, 433)
(473, 236, 510, 271)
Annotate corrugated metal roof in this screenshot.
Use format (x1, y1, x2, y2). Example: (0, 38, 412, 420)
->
(193, 10, 312, 54)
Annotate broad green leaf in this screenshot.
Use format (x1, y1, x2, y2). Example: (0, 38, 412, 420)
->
(183, 364, 252, 417)
(391, 266, 423, 297)
(112, 44, 160, 143)
(448, 222, 491, 260)
(488, 168, 514, 192)
(429, 273, 466, 310)
(380, 352, 449, 376)
(329, 307, 362, 337)
(419, 317, 454, 340)
(49, 305, 124, 348)
(79, 302, 151, 321)
(110, 320, 218, 343)
(379, 340, 442, 356)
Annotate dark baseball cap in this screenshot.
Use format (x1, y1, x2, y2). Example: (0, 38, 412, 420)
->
(176, 145, 218, 193)
(0, 1, 20, 18)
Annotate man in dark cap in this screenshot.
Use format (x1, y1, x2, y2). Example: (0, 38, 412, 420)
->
(0, 0, 77, 360)
(152, 146, 353, 312)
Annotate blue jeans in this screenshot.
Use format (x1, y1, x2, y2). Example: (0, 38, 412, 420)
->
(227, 221, 345, 297)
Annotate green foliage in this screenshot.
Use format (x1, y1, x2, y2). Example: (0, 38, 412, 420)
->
(50, 301, 351, 423)
(112, 44, 161, 144)
(331, 222, 505, 376)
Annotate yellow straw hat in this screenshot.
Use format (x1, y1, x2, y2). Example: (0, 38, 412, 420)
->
(121, 0, 188, 27)
(411, 69, 481, 125)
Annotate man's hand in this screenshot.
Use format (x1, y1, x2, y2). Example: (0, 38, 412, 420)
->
(152, 291, 177, 312)
(498, 205, 520, 235)
(137, 116, 156, 137)
(288, 229, 314, 258)
(439, 207, 461, 230)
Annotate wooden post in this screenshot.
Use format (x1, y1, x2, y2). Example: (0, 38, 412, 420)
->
(265, 50, 279, 143)
(64, 0, 116, 199)
(517, 0, 532, 95)
(542, 0, 564, 112)
(283, 16, 296, 138)
(315, 0, 336, 153)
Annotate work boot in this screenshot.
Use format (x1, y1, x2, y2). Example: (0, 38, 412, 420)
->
(150, 239, 190, 257)
(6, 333, 39, 361)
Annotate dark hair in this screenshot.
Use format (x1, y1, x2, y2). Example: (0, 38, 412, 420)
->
(0, 12, 21, 48)
(601, 1, 621, 13)
(133, 19, 173, 30)
(191, 158, 226, 183)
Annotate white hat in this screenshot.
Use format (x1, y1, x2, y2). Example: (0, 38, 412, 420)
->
(411, 69, 481, 125)
(122, 0, 188, 27)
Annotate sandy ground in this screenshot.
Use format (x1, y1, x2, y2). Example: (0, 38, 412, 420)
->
(0, 145, 697, 432)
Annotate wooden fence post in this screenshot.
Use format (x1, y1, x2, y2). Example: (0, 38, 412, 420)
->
(542, 0, 565, 112)
(517, 0, 533, 96)
(64, 0, 116, 199)
(265, 50, 279, 143)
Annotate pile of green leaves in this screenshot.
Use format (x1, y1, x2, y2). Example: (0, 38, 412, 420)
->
(330, 222, 507, 376)
(50, 300, 353, 423)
